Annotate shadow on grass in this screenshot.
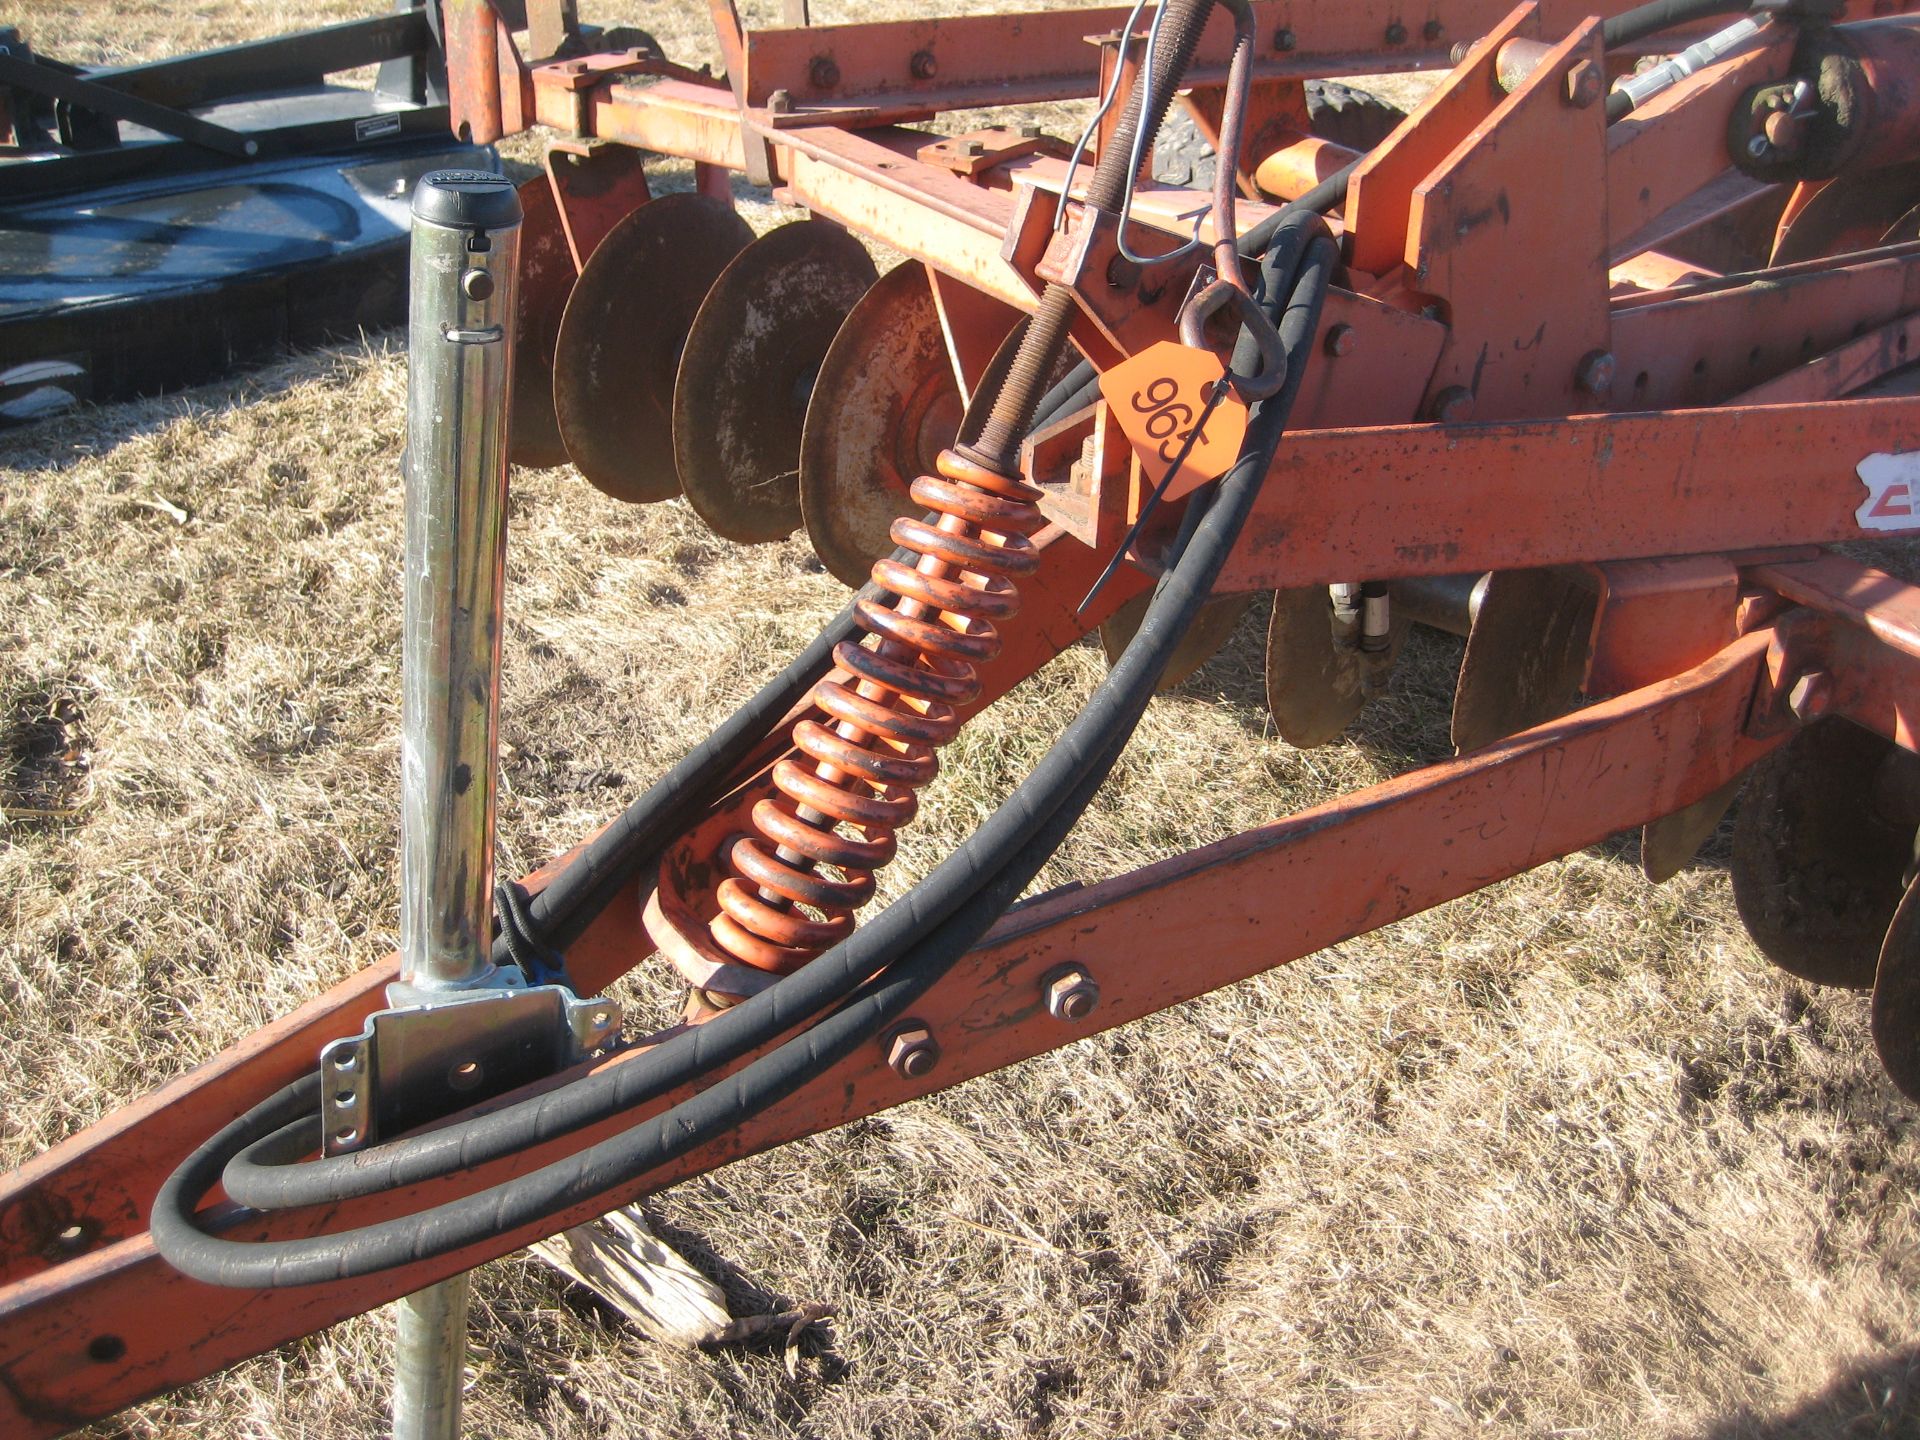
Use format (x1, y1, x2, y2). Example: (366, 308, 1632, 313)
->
(0, 330, 402, 477)
(1694, 1341, 1918, 1438)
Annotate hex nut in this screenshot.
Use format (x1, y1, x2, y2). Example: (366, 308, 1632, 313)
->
(1273, 26, 1296, 51)
(1325, 323, 1356, 358)
(1045, 967, 1099, 1022)
(910, 48, 937, 80)
(1565, 59, 1603, 109)
(1385, 21, 1408, 45)
(768, 87, 793, 114)
(886, 1024, 938, 1078)
(1788, 669, 1833, 724)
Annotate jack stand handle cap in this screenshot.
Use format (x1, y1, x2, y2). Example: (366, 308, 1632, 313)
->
(412, 169, 522, 232)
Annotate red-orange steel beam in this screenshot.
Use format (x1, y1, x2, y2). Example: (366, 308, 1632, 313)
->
(0, 629, 1798, 1436)
(735, 0, 1785, 117)
(1215, 397, 1920, 592)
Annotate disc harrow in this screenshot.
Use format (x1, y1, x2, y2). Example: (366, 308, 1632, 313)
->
(7, 0, 1920, 1433)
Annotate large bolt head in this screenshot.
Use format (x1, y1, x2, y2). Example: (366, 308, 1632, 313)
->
(1788, 669, 1833, 725)
(1566, 59, 1603, 109)
(1046, 968, 1100, 1022)
(886, 1024, 938, 1077)
(809, 55, 841, 90)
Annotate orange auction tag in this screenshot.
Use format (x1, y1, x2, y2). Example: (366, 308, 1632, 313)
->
(1097, 340, 1250, 502)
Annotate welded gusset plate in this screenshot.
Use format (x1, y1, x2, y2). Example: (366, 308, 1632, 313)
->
(1101, 590, 1253, 693)
(509, 174, 578, 470)
(799, 262, 963, 587)
(553, 193, 753, 504)
(1265, 586, 1411, 749)
(673, 220, 877, 545)
(1450, 567, 1596, 755)
(1873, 875, 1920, 1102)
(1732, 720, 1919, 990)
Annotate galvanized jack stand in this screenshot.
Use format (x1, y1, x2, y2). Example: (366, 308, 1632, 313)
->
(318, 170, 621, 1440)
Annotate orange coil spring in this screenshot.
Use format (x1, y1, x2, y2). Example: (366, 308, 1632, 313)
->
(707, 449, 1042, 976)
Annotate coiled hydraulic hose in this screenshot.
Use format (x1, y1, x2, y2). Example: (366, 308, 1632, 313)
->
(218, 35, 1337, 1215)
(156, 216, 1337, 1287)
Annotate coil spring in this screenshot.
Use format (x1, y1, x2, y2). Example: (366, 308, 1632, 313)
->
(705, 449, 1042, 975)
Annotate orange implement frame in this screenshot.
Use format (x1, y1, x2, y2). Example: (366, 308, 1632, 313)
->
(5, 582, 1917, 1436)
(8, 0, 1920, 1431)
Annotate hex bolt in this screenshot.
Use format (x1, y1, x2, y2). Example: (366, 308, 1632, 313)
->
(961, 138, 986, 157)
(460, 268, 495, 302)
(1045, 966, 1100, 1022)
(1428, 385, 1475, 423)
(1424, 18, 1444, 41)
(1385, 21, 1408, 44)
(1018, 123, 1043, 139)
(1273, 26, 1296, 50)
(1788, 669, 1833, 725)
(910, 48, 937, 80)
(886, 1023, 938, 1078)
(1325, 323, 1356, 358)
(768, 87, 793, 114)
(1565, 59, 1603, 109)
(1575, 348, 1615, 397)
(809, 55, 840, 90)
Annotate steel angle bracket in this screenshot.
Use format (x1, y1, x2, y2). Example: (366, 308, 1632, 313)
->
(319, 979, 621, 1155)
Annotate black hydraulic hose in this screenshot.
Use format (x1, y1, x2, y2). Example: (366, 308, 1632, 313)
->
(218, 0, 1255, 1216)
(219, 216, 1324, 1215)
(156, 221, 1335, 1288)
(1602, 0, 1747, 49)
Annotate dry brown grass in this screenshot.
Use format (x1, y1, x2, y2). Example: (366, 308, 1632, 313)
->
(4, 4, 1920, 1438)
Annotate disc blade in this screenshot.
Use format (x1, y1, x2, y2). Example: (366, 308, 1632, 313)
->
(799, 262, 963, 587)
(553, 193, 753, 504)
(1873, 874, 1920, 1102)
(673, 220, 877, 543)
(1100, 590, 1253, 692)
(1450, 567, 1595, 754)
(1732, 720, 1914, 989)
(1265, 587, 1410, 749)
(508, 173, 575, 470)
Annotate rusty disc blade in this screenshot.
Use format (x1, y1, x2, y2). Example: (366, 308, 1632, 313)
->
(799, 262, 963, 587)
(1265, 587, 1410, 749)
(1873, 874, 1920, 1102)
(673, 220, 877, 544)
(1100, 590, 1254, 692)
(509, 174, 576, 470)
(553, 193, 753, 503)
(1450, 567, 1596, 754)
(1732, 720, 1915, 989)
